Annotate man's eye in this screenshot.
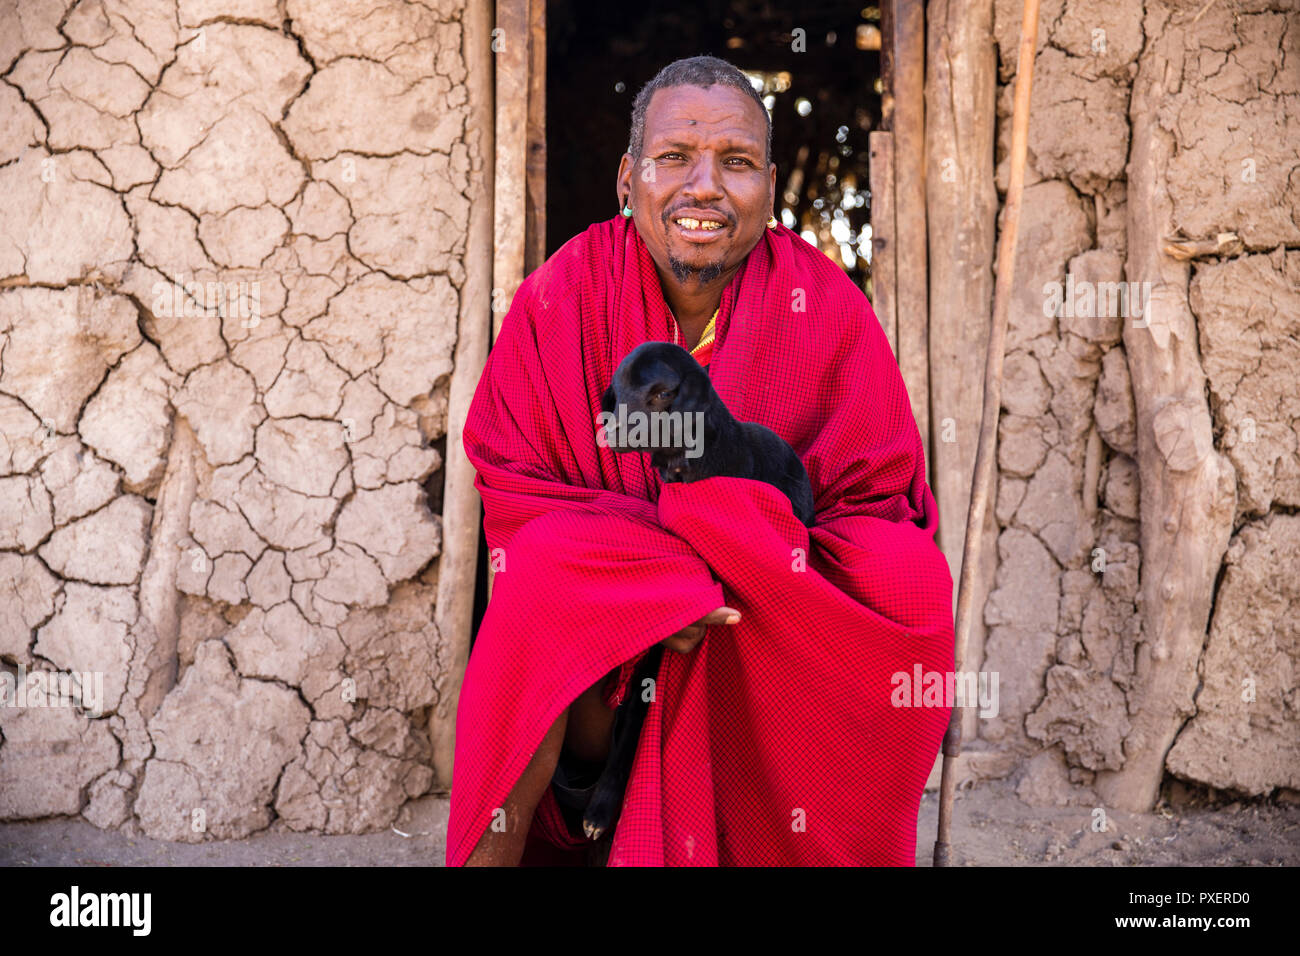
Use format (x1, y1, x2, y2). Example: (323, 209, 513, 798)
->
(659, 152, 685, 161)
(726, 157, 754, 166)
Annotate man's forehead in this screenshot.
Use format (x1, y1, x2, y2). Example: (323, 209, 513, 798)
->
(643, 84, 765, 148)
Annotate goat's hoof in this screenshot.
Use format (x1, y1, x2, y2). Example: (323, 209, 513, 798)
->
(582, 786, 619, 841)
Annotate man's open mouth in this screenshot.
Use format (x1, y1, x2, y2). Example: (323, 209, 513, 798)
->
(673, 217, 724, 230)
(671, 214, 729, 242)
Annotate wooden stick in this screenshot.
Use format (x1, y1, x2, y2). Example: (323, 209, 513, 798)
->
(933, 0, 1040, 867)
(493, 0, 528, 342)
(868, 131, 898, 357)
(524, 0, 546, 274)
(890, 0, 930, 471)
(431, 0, 495, 790)
(924, 0, 998, 750)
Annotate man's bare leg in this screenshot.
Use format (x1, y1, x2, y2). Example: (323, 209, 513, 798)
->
(463, 677, 615, 866)
(565, 675, 616, 763)
(462, 614, 737, 866)
(464, 704, 568, 866)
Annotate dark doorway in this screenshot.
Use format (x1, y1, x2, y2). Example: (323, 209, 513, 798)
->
(546, 0, 883, 291)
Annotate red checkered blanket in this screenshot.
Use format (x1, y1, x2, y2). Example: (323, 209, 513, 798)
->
(446, 214, 953, 865)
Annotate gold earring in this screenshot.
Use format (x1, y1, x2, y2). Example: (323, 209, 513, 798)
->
(766, 215, 778, 229)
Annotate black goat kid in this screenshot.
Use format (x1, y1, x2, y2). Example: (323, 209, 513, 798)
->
(571, 342, 815, 844)
(599, 342, 815, 526)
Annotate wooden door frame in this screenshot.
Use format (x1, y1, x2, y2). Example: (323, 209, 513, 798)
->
(492, 0, 548, 341)
(436, 0, 1001, 788)
(877, 0, 930, 476)
(432, 0, 547, 788)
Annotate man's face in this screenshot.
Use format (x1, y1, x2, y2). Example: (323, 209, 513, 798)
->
(618, 84, 776, 288)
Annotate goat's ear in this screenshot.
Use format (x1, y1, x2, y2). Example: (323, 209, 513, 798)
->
(600, 383, 617, 415)
(672, 363, 711, 413)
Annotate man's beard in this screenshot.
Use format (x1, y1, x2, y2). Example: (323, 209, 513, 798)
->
(667, 254, 727, 285)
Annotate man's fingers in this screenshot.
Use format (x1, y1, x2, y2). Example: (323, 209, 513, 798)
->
(700, 606, 741, 627)
(662, 629, 700, 654)
(662, 635, 694, 654)
(662, 623, 704, 654)
(662, 609, 741, 654)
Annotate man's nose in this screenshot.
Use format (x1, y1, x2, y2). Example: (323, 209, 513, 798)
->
(681, 153, 724, 202)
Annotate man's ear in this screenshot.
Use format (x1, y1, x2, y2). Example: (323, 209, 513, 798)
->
(616, 153, 633, 212)
(768, 161, 777, 215)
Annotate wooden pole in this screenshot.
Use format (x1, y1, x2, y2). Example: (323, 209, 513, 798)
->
(868, 131, 898, 357)
(486, 0, 544, 607)
(933, 0, 1041, 867)
(888, 0, 930, 472)
(431, 0, 495, 789)
(1094, 6, 1235, 813)
(924, 0, 997, 748)
(524, 0, 547, 274)
(493, 0, 529, 341)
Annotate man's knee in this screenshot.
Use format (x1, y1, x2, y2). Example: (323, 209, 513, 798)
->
(522, 707, 569, 790)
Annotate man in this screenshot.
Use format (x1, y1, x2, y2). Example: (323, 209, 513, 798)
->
(447, 56, 954, 866)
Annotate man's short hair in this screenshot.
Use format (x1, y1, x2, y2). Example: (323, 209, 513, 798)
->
(627, 55, 771, 166)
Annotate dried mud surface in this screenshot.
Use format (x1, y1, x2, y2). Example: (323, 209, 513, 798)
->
(2, 783, 1296, 867)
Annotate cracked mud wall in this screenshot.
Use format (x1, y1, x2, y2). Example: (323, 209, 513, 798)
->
(980, 0, 1299, 806)
(2, 0, 1295, 842)
(0, 0, 476, 840)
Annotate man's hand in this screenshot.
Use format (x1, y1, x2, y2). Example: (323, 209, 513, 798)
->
(661, 606, 740, 654)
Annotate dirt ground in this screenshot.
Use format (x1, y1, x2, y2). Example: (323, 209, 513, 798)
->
(916, 780, 1299, 866)
(1, 778, 1295, 867)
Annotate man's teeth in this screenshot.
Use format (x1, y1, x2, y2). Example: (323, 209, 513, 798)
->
(675, 218, 723, 230)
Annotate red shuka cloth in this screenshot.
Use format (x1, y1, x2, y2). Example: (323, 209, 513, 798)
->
(447, 215, 954, 866)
